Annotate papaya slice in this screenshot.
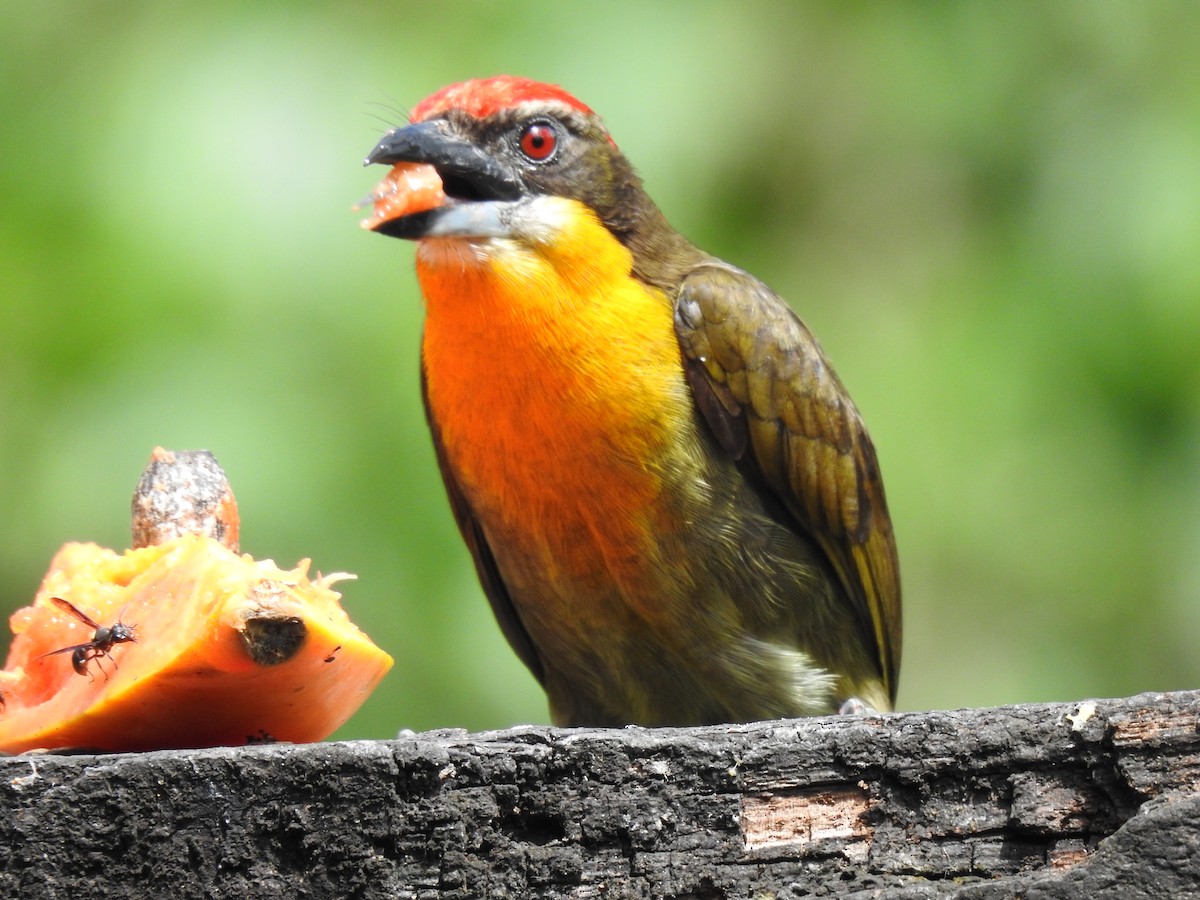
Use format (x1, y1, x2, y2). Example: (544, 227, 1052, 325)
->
(358, 161, 446, 231)
(0, 448, 393, 752)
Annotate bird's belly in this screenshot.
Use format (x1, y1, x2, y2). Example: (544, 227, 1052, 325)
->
(431, 343, 696, 633)
(437, 384, 844, 724)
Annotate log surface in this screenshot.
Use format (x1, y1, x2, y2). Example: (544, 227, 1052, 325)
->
(1, 691, 1198, 899)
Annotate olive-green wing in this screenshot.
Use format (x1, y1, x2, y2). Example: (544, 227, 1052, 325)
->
(420, 366, 546, 687)
(673, 263, 901, 703)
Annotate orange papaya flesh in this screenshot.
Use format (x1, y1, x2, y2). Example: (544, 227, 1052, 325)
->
(0, 535, 392, 752)
(358, 161, 445, 231)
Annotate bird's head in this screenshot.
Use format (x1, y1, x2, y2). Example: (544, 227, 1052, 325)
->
(361, 76, 697, 282)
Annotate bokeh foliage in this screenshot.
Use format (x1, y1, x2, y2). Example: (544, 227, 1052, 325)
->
(2, 2, 1199, 739)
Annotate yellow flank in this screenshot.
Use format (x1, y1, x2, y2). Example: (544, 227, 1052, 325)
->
(417, 198, 695, 613)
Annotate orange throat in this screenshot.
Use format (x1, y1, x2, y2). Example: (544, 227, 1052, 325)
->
(416, 200, 694, 593)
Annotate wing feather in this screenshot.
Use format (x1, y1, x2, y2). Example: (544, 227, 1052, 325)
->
(675, 263, 901, 702)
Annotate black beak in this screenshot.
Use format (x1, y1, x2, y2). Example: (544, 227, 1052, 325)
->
(364, 119, 524, 202)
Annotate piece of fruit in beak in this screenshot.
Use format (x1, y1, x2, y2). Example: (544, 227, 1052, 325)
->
(358, 162, 446, 231)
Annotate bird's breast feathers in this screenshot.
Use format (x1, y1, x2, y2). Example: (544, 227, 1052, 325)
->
(417, 196, 701, 598)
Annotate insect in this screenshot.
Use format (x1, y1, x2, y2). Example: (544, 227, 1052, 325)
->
(37, 597, 137, 679)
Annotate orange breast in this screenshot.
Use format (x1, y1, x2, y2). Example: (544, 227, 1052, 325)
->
(417, 200, 695, 613)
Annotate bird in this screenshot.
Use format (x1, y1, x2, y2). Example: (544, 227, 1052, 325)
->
(361, 75, 901, 727)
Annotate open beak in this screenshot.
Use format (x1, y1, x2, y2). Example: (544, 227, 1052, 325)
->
(360, 120, 523, 239)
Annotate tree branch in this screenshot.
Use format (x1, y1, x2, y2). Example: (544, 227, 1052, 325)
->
(2, 690, 1197, 898)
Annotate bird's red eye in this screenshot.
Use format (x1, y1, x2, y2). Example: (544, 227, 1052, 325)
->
(518, 122, 558, 161)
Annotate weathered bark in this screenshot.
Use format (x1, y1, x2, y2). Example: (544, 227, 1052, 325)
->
(1, 691, 1197, 899)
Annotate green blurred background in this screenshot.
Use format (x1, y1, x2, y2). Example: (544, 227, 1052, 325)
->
(3, 2, 1199, 739)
